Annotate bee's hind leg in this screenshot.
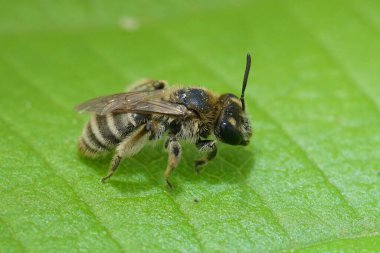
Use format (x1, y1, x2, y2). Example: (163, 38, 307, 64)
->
(164, 136, 182, 190)
(194, 139, 217, 175)
(126, 79, 167, 92)
(101, 125, 149, 183)
(101, 155, 122, 183)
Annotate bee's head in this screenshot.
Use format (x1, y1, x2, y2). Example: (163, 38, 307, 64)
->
(214, 54, 253, 146)
(215, 94, 252, 145)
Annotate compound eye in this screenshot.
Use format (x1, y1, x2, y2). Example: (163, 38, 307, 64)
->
(217, 117, 242, 145)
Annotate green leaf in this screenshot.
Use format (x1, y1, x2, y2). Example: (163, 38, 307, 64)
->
(0, 0, 379, 252)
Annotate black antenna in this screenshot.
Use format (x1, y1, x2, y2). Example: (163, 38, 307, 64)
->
(240, 53, 251, 111)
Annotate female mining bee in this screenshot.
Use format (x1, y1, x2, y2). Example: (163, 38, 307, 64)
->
(76, 54, 253, 189)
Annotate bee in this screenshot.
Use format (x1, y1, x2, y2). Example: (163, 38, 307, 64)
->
(75, 54, 253, 189)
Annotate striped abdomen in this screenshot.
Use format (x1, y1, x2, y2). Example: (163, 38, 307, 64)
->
(78, 113, 150, 157)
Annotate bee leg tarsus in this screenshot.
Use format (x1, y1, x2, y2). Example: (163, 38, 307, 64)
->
(194, 140, 217, 173)
(101, 155, 122, 183)
(166, 179, 173, 190)
(164, 137, 182, 190)
(194, 160, 206, 175)
(101, 175, 111, 183)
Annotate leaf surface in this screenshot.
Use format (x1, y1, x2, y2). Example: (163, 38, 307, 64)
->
(0, 0, 379, 252)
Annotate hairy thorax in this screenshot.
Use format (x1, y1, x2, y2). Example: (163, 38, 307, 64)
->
(167, 88, 219, 140)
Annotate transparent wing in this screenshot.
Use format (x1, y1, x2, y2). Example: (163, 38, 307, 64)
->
(75, 90, 189, 116)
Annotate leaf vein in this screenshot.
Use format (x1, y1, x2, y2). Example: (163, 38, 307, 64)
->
(285, 233, 380, 252)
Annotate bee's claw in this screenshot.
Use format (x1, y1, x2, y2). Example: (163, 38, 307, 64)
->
(194, 160, 205, 175)
(166, 179, 173, 190)
(101, 176, 110, 183)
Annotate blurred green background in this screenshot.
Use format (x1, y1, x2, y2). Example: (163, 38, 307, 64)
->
(0, 0, 379, 252)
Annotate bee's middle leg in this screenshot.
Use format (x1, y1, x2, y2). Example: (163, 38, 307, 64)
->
(194, 139, 217, 175)
(164, 136, 182, 190)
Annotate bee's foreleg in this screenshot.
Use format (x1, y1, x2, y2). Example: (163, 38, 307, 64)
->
(164, 136, 182, 190)
(194, 139, 217, 175)
(101, 125, 149, 183)
(126, 79, 167, 92)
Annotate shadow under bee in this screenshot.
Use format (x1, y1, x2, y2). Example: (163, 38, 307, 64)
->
(178, 143, 255, 185)
(78, 150, 158, 194)
(78, 141, 255, 193)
